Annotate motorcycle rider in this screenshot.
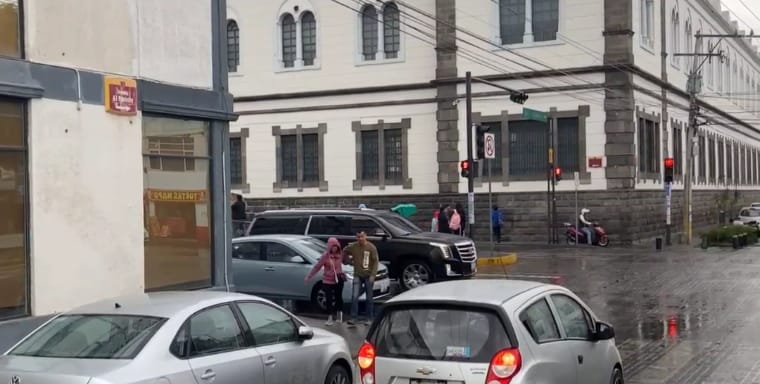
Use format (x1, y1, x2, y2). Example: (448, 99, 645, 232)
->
(579, 208, 595, 245)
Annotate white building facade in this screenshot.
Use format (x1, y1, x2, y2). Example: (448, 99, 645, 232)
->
(0, 0, 235, 320)
(228, 0, 760, 243)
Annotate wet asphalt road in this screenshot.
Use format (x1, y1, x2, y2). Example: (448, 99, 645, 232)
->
(299, 244, 760, 384)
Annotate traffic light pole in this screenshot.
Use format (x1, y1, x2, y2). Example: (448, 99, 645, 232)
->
(465, 72, 475, 238)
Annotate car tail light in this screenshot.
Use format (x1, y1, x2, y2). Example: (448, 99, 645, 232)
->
(486, 348, 522, 384)
(358, 342, 376, 384)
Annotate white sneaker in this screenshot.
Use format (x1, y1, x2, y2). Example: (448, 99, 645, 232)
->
(325, 315, 334, 326)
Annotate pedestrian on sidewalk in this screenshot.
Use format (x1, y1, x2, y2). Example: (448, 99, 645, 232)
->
(449, 205, 462, 235)
(431, 210, 440, 232)
(437, 205, 451, 234)
(305, 237, 346, 326)
(343, 231, 379, 326)
(230, 193, 247, 236)
(492, 205, 504, 243)
(454, 203, 467, 236)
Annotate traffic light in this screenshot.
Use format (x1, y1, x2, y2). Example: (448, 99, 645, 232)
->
(475, 125, 490, 159)
(460, 160, 471, 178)
(664, 157, 675, 183)
(509, 92, 529, 105)
(553, 167, 562, 183)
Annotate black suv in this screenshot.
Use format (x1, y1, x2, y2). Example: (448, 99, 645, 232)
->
(246, 208, 478, 290)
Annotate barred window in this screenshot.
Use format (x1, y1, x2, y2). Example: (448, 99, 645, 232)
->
(281, 135, 297, 183)
(302, 133, 319, 183)
(227, 20, 240, 73)
(532, 0, 558, 42)
(509, 120, 548, 178)
(362, 6, 378, 60)
(499, 0, 525, 45)
(698, 135, 706, 182)
(637, 117, 660, 175)
(673, 125, 683, 176)
(708, 136, 716, 184)
(718, 139, 725, 183)
(230, 137, 243, 185)
(384, 128, 403, 183)
(147, 137, 195, 172)
(557, 117, 579, 173)
(281, 14, 296, 68)
(383, 3, 400, 59)
(301, 12, 317, 66)
(361, 131, 379, 181)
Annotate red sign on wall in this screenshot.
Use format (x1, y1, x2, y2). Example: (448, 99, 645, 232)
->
(104, 77, 138, 116)
(588, 156, 604, 168)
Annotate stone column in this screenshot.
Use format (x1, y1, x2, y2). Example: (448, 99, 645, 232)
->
(435, 0, 460, 194)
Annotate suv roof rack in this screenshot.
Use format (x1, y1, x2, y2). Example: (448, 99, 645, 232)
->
(258, 207, 378, 214)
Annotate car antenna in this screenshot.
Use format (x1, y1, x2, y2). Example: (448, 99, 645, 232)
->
(114, 302, 122, 309)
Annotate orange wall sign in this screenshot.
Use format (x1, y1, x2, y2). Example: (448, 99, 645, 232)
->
(104, 77, 138, 115)
(148, 189, 207, 203)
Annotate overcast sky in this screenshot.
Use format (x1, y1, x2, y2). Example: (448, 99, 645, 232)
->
(720, 0, 760, 36)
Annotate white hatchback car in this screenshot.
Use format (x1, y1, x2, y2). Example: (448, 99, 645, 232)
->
(356, 280, 623, 384)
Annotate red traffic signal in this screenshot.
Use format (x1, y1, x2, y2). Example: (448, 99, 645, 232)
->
(553, 167, 562, 182)
(664, 157, 675, 169)
(460, 160, 471, 178)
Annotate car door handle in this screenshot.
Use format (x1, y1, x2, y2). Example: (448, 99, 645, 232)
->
(577, 355, 584, 364)
(264, 356, 277, 366)
(200, 369, 216, 380)
(264, 267, 275, 271)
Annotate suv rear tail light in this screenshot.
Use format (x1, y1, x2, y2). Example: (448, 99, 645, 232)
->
(486, 348, 522, 384)
(358, 342, 376, 384)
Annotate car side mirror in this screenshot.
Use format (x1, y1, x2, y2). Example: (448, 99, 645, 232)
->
(595, 321, 615, 341)
(297, 325, 314, 340)
(290, 255, 306, 264)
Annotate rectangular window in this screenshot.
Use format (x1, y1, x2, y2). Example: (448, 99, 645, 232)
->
(302, 133, 319, 183)
(509, 120, 548, 179)
(361, 130, 379, 182)
(728, 142, 734, 184)
(698, 135, 706, 182)
(384, 128, 403, 183)
(142, 116, 212, 291)
(229, 137, 243, 186)
(718, 139, 725, 183)
(673, 126, 683, 176)
(499, 0, 525, 45)
(0, 1, 21, 58)
(280, 135, 297, 184)
(532, 0, 559, 42)
(641, 0, 655, 47)
(0, 99, 28, 319)
(557, 117, 579, 173)
(638, 117, 660, 176)
(708, 137, 716, 183)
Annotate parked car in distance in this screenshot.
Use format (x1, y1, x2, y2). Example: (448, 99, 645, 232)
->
(733, 206, 760, 228)
(232, 234, 391, 311)
(357, 280, 623, 384)
(246, 208, 477, 290)
(0, 291, 355, 384)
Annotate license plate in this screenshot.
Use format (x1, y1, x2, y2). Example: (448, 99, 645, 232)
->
(410, 380, 445, 384)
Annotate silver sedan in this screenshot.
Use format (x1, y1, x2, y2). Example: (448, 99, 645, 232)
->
(0, 291, 355, 384)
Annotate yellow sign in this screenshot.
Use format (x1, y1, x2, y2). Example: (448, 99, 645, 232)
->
(148, 190, 207, 203)
(476, 253, 518, 267)
(104, 77, 138, 115)
(548, 148, 554, 164)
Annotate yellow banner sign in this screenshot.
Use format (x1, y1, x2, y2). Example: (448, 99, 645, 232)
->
(104, 77, 138, 116)
(148, 190, 207, 202)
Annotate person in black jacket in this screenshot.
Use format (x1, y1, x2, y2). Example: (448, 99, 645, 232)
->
(231, 193, 247, 236)
(437, 204, 451, 233)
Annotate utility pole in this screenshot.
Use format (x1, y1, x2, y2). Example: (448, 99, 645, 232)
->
(674, 31, 754, 244)
(660, 0, 671, 246)
(463, 71, 528, 239)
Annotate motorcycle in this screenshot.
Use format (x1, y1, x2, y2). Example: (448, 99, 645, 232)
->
(564, 222, 609, 247)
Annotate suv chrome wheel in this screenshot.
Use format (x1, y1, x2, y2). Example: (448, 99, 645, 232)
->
(401, 262, 431, 289)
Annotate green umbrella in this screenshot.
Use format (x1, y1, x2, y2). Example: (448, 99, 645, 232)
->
(391, 204, 417, 218)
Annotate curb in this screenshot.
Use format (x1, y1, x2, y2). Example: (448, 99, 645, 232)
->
(476, 253, 518, 267)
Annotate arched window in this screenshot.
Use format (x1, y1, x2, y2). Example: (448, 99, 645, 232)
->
(383, 3, 400, 59)
(226, 20, 240, 73)
(361, 5, 378, 60)
(301, 12, 317, 66)
(670, 9, 680, 66)
(684, 19, 692, 71)
(281, 14, 297, 68)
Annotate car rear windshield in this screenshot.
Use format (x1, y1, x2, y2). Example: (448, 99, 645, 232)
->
(9, 314, 166, 359)
(369, 305, 512, 363)
(249, 216, 308, 235)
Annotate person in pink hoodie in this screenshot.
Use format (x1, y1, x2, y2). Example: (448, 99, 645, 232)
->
(305, 237, 346, 325)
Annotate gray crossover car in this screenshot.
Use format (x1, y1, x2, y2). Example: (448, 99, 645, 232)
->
(0, 291, 355, 384)
(357, 280, 623, 384)
(232, 234, 391, 311)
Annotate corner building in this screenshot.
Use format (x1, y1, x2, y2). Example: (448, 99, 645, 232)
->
(0, 0, 235, 320)
(229, 0, 760, 244)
